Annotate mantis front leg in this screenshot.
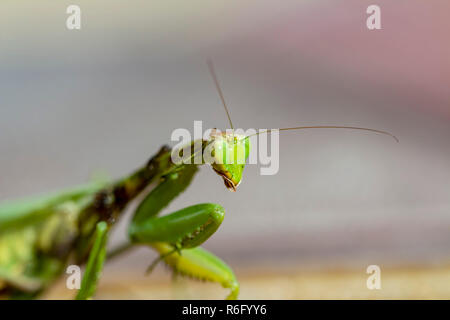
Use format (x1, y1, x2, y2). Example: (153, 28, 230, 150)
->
(150, 243, 239, 300)
(128, 165, 239, 300)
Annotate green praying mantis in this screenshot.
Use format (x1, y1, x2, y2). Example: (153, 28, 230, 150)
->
(0, 61, 397, 300)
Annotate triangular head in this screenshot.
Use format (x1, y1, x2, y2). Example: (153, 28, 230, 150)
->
(207, 130, 250, 191)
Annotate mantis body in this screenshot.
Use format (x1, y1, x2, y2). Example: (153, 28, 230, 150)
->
(0, 62, 397, 300)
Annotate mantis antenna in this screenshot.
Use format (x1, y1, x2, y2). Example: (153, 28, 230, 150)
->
(206, 60, 397, 143)
(246, 126, 399, 142)
(207, 59, 234, 130)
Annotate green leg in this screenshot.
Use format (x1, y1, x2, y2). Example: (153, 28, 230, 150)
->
(76, 221, 108, 300)
(152, 243, 239, 300)
(128, 165, 239, 299)
(129, 203, 224, 249)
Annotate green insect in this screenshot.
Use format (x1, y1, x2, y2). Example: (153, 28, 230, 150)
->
(0, 61, 397, 300)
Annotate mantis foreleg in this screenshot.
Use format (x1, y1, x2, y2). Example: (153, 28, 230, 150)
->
(151, 243, 239, 300)
(127, 165, 239, 299)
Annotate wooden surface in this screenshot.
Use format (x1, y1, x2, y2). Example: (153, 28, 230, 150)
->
(42, 264, 450, 300)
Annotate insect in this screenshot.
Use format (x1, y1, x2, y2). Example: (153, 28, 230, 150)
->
(0, 61, 397, 300)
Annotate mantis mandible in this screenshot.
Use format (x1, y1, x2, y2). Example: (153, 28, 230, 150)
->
(0, 61, 397, 300)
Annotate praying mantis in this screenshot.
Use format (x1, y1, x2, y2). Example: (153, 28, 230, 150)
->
(0, 61, 397, 300)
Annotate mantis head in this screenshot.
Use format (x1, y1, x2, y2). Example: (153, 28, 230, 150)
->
(208, 130, 250, 191)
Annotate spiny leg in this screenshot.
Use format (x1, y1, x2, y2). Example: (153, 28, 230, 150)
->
(130, 204, 238, 299)
(76, 221, 108, 300)
(128, 165, 239, 299)
(153, 243, 239, 300)
(129, 203, 224, 248)
(131, 164, 199, 224)
(145, 247, 179, 274)
(106, 164, 199, 261)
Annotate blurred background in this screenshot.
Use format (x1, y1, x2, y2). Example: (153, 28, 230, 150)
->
(1, 0, 450, 298)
